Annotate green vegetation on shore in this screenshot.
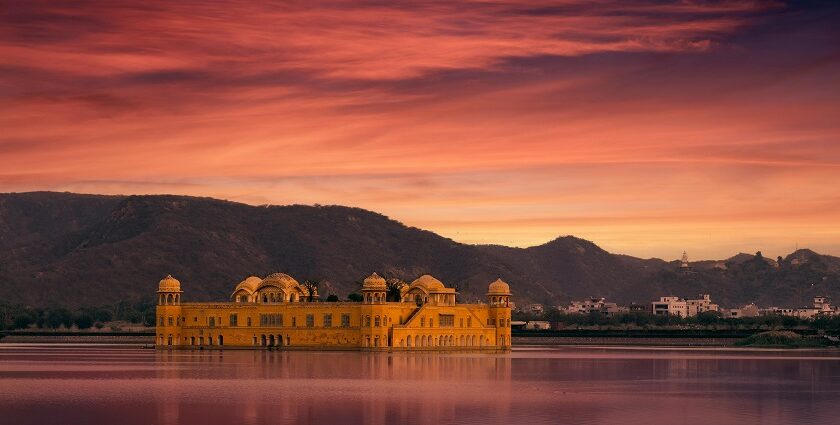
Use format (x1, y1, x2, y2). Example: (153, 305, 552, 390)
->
(735, 331, 836, 347)
(513, 309, 840, 332)
(0, 301, 155, 331)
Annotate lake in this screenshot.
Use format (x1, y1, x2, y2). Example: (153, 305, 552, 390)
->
(0, 344, 838, 425)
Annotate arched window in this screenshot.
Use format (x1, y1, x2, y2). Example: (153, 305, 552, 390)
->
(262, 294, 268, 303)
(374, 316, 381, 327)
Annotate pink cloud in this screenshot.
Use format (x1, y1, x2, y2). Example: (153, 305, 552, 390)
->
(1, 0, 838, 259)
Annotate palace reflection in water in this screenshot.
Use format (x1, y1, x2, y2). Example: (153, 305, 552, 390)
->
(1, 346, 839, 425)
(151, 349, 514, 425)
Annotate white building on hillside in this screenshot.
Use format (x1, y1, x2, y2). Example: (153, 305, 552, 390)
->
(764, 296, 837, 319)
(566, 297, 625, 315)
(652, 294, 718, 318)
(525, 321, 551, 330)
(528, 304, 544, 314)
(722, 303, 759, 318)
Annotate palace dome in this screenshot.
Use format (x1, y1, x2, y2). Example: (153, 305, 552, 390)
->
(158, 275, 182, 292)
(363, 272, 387, 290)
(487, 278, 511, 295)
(410, 274, 445, 292)
(258, 273, 300, 290)
(234, 276, 262, 293)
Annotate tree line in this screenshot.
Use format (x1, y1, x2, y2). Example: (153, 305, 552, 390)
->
(0, 301, 156, 331)
(0, 278, 404, 331)
(512, 309, 840, 331)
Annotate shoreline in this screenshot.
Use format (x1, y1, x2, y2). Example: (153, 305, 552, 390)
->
(511, 336, 740, 346)
(0, 334, 154, 344)
(2, 334, 836, 350)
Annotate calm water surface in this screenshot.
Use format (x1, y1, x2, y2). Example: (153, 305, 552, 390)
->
(1, 344, 839, 425)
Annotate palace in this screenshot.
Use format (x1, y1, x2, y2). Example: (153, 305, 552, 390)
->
(155, 272, 512, 350)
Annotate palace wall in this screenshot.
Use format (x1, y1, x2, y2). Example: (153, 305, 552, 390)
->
(155, 273, 512, 351)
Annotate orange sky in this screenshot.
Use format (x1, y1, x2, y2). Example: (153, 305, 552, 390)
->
(2, 0, 840, 259)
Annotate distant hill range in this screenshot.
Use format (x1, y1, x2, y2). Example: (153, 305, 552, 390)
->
(1, 192, 838, 309)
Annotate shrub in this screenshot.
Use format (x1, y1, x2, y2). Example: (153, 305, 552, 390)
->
(74, 313, 94, 329)
(13, 314, 34, 329)
(735, 331, 830, 347)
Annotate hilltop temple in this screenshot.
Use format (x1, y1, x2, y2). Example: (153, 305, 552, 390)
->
(679, 251, 695, 275)
(155, 272, 512, 350)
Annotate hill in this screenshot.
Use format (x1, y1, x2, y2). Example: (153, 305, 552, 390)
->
(0, 192, 838, 308)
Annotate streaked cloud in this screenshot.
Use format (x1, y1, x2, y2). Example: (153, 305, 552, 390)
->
(1, 0, 839, 259)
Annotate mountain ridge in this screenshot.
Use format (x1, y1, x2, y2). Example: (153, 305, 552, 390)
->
(1, 191, 838, 308)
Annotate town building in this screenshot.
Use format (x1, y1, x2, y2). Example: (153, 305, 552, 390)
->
(527, 304, 544, 315)
(155, 272, 512, 350)
(510, 320, 527, 330)
(524, 321, 551, 330)
(763, 296, 836, 319)
(565, 297, 625, 315)
(628, 303, 648, 312)
(722, 303, 760, 318)
(685, 294, 719, 316)
(651, 294, 718, 317)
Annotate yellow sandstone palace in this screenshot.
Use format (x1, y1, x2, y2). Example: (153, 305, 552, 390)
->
(155, 272, 512, 350)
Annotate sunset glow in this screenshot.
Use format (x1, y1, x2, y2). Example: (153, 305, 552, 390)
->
(2, 0, 839, 259)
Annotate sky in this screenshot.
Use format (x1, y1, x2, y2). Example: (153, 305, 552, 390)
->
(2, 0, 839, 260)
